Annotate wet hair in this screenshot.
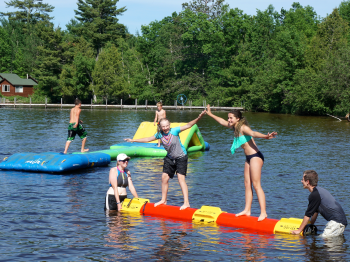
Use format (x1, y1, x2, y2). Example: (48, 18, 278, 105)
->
(157, 102, 163, 107)
(75, 98, 82, 105)
(229, 109, 249, 137)
(303, 170, 318, 186)
(157, 118, 170, 133)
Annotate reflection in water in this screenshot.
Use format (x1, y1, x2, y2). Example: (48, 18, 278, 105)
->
(104, 211, 145, 260)
(221, 228, 271, 261)
(303, 235, 349, 262)
(151, 219, 192, 261)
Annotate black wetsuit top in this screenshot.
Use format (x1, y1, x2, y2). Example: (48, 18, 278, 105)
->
(305, 186, 347, 226)
(109, 168, 129, 188)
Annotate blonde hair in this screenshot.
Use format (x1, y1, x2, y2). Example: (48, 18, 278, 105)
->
(157, 118, 169, 133)
(229, 109, 249, 137)
(157, 102, 163, 107)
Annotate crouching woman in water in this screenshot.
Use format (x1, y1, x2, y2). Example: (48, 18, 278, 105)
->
(124, 110, 206, 210)
(105, 153, 138, 211)
(206, 105, 277, 221)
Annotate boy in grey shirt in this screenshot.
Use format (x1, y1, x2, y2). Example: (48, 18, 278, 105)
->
(291, 170, 347, 237)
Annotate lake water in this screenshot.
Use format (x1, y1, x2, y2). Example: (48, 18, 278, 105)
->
(0, 108, 349, 261)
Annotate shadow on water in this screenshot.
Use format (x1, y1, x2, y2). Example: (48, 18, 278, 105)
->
(0, 108, 349, 260)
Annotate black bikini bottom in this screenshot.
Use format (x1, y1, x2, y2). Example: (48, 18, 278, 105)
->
(246, 151, 264, 163)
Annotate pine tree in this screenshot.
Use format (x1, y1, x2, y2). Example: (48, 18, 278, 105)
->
(74, 0, 127, 60)
(33, 22, 64, 97)
(92, 43, 126, 99)
(182, 0, 225, 19)
(0, 0, 54, 24)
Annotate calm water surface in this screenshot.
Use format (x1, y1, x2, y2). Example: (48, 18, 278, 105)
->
(0, 108, 349, 261)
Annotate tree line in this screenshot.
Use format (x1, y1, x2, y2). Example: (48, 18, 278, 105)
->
(1, 0, 350, 115)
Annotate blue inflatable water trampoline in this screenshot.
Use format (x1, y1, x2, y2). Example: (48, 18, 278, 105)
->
(0, 152, 110, 173)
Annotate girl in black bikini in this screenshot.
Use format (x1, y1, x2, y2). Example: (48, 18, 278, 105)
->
(206, 105, 277, 221)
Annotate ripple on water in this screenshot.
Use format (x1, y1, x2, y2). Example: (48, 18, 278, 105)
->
(0, 109, 349, 261)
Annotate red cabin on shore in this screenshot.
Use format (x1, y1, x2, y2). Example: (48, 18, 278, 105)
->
(0, 73, 38, 97)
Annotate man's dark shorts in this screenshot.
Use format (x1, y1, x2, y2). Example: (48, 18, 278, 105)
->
(67, 123, 87, 141)
(163, 155, 188, 178)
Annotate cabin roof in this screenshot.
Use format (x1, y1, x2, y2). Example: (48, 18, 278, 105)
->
(0, 73, 38, 86)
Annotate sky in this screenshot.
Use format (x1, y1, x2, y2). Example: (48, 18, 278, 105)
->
(0, 0, 345, 33)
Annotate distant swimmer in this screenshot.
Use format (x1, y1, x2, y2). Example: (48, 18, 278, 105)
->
(63, 98, 88, 154)
(206, 105, 277, 221)
(154, 102, 166, 147)
(291, 170, 347, 237)
(125, 110, 206, 210)
(105, 153, 139, 211)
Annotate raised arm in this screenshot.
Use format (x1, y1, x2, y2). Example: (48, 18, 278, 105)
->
(179, 110, 206, 132)
(124, 136, 156, 143)
(240, 125, 277, 139)
(127, 171, 138, 198)
(206, 104, 230, 128)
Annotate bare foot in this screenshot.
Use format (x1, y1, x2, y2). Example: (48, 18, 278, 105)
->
(157, 144, 160, 147)
(154, 200, 167, 207)
(180, 204, 190, 210)
(235, 210, 251, 217)
(81, 149, 89, 153)
(258, 213, 267, 221)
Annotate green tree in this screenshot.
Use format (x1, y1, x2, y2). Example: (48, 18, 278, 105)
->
(33, 22, 64, 97)
(0, 25, 12, 72)
(182, 0, 225, 20)
(339, 0, 350, 24)
(60, 37, 96, 99)
(92, 43, 126, 99)
(0, 0, 54, 24)
(74, 0, 127, 60)
(284, 9, 349, 114)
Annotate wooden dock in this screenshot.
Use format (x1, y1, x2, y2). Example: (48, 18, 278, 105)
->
(0, 102, 243, 111)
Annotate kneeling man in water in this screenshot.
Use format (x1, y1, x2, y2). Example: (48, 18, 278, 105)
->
(291, 170, 347, 237)
(105, 153, 138, 211)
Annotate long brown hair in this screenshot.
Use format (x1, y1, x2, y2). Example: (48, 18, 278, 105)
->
(157, 118, 170, 133)
(229, 110, 249, 137)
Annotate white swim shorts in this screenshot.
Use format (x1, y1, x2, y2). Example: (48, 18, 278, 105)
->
(320, 220, 346, 237)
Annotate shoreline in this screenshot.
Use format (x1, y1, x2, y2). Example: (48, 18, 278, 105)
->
(0, 103, 243, 111)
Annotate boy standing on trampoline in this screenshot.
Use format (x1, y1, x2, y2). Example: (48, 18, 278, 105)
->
(125, 110, 206, 210)
(154, 102, 166, 147)
(63, 98, 89, 154)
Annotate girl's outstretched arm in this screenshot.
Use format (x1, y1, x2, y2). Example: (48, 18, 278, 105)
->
(206, 104, 230, 128)
(241, 125, 277, 139)
(124, 136, 156, 143)
(179, 110, 206, 132)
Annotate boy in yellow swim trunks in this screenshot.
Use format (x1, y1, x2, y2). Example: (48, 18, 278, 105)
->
(63, 98, 89, 154)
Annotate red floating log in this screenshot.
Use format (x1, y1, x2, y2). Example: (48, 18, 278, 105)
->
(216, 213, 279, 234)
(142, 203, 197, 221)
